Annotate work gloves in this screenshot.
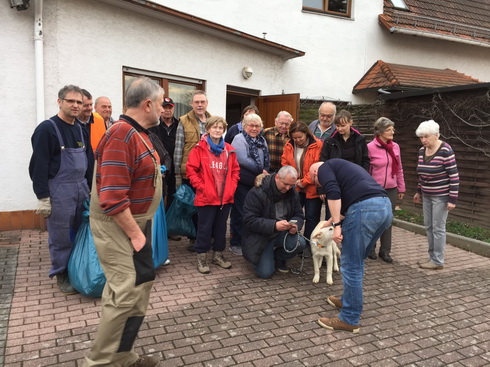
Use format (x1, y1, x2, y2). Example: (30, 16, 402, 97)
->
(36, 197, 51, 217)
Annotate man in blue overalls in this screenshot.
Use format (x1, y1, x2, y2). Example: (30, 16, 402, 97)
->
(29, 85, 92, 294)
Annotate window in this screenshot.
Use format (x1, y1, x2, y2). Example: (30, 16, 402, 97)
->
(389, 0, 408, 10)
(123, 67, 205, 118)
(303, 0, 352, 17)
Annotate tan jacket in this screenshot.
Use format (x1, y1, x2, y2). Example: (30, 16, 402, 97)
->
(180, 110, 211, 178)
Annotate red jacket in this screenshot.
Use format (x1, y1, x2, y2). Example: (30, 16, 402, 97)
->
(187, 135, 240, 206)
(281, 136, 323, 199)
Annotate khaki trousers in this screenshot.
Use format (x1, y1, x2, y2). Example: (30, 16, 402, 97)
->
(85, 174, 161, 366)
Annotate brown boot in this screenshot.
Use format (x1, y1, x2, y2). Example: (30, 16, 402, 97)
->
(318, 316, 360, 333)
(326, 296, 343, 309)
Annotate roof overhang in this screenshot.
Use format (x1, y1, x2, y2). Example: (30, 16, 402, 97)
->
(379, 14, 490, 48)
(379, 82, 490, 101)
(98, 0, 305, 60)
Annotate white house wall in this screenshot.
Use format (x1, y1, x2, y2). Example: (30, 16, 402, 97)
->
(1, 0, 288, 212)
(160, 0, 490, 103)
(0, 3, 38, 213)
(2, 0, 490, 213)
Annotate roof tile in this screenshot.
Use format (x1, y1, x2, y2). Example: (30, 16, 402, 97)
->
(380, 0, 490, 44)
(353, 60, 481, 93)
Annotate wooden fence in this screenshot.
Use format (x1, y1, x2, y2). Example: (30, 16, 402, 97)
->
(377, 88, 490, 229)
(299, 89, 490, 229)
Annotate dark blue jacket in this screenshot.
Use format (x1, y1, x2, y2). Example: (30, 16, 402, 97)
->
(242, 173, 304, 265)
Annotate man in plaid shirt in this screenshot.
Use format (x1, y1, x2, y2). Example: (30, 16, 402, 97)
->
(263, 111, 293, 172)
(308, 102, 337, 141)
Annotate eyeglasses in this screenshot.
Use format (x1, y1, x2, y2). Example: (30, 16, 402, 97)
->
(248, 124, 261, 129)
(63, 98, 83, 105)
(384, 128, 396, 133)
(320, 114, 334, 119)
(279, 179, 295, 188)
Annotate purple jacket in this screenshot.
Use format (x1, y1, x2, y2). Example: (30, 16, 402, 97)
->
(367, 139, 405, 192)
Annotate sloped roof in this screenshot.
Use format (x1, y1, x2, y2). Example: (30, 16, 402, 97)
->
(353, 60, 481, 94)
(99, 0, 304, 59)
(379, 0, 490, 47)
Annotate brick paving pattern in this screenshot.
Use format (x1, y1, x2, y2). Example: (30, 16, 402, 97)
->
(1, 227, 489, 366)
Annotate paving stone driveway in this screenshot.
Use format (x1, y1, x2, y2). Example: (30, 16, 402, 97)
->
(1, 227, 489, 366)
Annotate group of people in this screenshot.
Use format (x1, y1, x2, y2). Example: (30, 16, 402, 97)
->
(28, 77, 459, 365)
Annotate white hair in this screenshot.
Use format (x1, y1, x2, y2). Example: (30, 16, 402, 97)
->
(416, 120, 440, 137)
(277, 165, 298, 180)
(242, 113, 263, 129)
(275, 111, 293, 122)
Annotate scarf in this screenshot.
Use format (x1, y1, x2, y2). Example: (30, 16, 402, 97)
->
(243, 131, 270, 171)
(206, 134, 225, 156)
(375, 136, 399, 178)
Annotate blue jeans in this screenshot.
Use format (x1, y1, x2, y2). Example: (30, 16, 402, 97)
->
(339, 197, 392, 326)
(377, 187, 397, 255)
(423, 195, 449, 266)
(230, 183, 251, 248)
(254, 231, 306, 279)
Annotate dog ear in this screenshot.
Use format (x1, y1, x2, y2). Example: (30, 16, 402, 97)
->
(311, 232, 321, 239)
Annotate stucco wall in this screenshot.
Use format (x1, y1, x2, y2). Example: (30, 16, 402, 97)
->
(2, 0, 490, 213)
(1, 0, 288, 211)
(0, 2, 38, 212)
(160, 0, 490, 103)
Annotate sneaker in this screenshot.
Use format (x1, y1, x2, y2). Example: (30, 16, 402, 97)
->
(56, 272, 78, 295)
(187, 239, 196, 252)
(212, 251, 232, 269)
(129, 355, 161, 367)
(276, 261, 289, 273)
(417, 259, 431, 265)
(318, 316, 360, 333)
(379, 252, 393, 263)
(419, 261, 443, 270)
(326, 296, 343, 309)
(367, 249, 377, 260)
(197, 253, 210, 274)
(229, 246, 242, 256)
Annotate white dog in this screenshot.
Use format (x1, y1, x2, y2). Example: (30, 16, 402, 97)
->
(310, 221, 340, 285)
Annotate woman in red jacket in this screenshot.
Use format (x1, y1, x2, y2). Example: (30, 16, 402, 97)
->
(281, 122, 323, 242)
(187, 116, 240, 274)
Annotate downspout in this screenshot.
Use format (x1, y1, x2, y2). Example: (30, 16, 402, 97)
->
(34, 0, 45, 123)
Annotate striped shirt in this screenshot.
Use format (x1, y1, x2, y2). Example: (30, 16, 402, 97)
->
(416, 142, 459, 204)
(95, 117, 159, 215)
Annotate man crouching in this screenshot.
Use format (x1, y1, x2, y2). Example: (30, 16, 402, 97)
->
(242, 165, 306, 278)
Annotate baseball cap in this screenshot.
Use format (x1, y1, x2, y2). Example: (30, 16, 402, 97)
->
(162, 97, 174, 107)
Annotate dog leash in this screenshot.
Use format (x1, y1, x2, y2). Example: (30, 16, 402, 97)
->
(284, 233, 313, 275)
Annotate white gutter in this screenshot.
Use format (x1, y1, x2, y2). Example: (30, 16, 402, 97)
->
(389, 26, 490, 48)
(34, 0, 45, 123)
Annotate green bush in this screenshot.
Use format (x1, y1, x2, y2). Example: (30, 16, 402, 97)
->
(395, 209, 490, 243)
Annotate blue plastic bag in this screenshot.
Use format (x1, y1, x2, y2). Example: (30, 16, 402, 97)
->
(166, 184, 197, 238)
(152, 196, 169, 268)
(67, 200, 106, 298)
